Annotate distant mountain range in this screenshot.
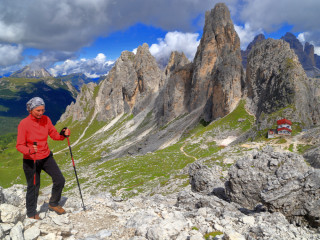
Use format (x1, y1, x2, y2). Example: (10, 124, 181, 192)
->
(57, 73, 101, 91)
(242, 32, 320, 78)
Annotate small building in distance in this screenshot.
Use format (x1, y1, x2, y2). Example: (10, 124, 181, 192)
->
(267, 118, 292, 138)
(277, 118, 292, 135)
(268, 129, 276, 138)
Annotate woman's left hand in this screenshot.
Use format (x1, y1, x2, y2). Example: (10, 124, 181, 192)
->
(64, 128, 71, 137)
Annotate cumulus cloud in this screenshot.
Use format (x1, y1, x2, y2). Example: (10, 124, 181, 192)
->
(0, 44, 24, 66)
(0, 0, 225, 53)
(49, 53, 114, 78)
(234, 24, 263, 50)
(298, 32, 320, 55)
(148, 31, 200, 67)
(238, 0, 320, 43)
(1, 0, 320, 74)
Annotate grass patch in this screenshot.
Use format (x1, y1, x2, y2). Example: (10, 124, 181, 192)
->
(297, 144, 313, 154)
(276, 138, 287, 144)
(204, 231, 223, 239)
(288, 144, 294, 152)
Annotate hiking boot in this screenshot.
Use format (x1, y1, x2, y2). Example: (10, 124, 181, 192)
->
(49, 205, 66, 215)
(29, 214, 40, 220)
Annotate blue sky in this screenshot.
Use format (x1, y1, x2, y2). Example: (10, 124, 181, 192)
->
(0, 0, 319, 77)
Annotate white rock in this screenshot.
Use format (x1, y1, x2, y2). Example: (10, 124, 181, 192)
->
(39, 212, 47, 219)
(146, 227, 169, 240)
(0, 224, 4, 239)
(189, 230, 203, 240)
(213, 223, 224, 232)
(37, 233, 59, 240)
(51, 214, 70, 226)
(197, 207, 207, 217)
(126, 210, 159, 236)
(241, 216, 255, 226)
(9, 221, 24, 240)
(176, 231, 190, 240)
(0, 204, 21, 223)
(98, 229, 112, 238)
(224, 230, 246, 240)
(1, 223, 13, 234)
(24, 225, 41, 240)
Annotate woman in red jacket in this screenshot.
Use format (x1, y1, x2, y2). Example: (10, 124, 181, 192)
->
(16, 97, 70, 219)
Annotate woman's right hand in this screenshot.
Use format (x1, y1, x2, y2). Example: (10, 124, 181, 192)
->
(33, 144, 38, 153)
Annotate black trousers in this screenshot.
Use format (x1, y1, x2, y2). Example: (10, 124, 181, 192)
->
(23, 152, 65, 217)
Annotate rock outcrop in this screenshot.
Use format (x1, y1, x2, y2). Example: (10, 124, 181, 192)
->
(304, 147, 320, 168)
(156, 52, 193, 125)
(241, 34, 265, 69)
(189, 3, 244, 122)
(281, 32, 320, 77)
(59, 82, 97, 122)
(164, 51, 190, 78)
(246, 38, 320, 127)
(226, 146, 320, 228)
(95, 44, 165, 121)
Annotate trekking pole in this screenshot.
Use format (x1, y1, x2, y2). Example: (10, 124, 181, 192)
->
(33, 142, 37, 216)
(66, 136, 86, 210)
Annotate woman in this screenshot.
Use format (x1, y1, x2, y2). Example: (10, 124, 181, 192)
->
(16, 97, 70, 219)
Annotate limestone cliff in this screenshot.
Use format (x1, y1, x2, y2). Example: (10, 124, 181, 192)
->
(93, 43, 165, 121)
(189, 3, 244, 122)
(156, 52, 192, 125)
(241, 34, 265, 69)
(246, 38, 320, 127)
(59, 82, 97, 122)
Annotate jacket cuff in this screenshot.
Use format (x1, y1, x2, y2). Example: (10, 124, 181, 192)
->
(29, 147, 36, 154)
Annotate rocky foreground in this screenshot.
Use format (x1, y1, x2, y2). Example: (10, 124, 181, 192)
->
(1, 147, 320, 240)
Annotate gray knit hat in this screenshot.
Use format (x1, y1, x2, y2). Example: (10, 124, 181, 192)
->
(26, 97, 45, 112)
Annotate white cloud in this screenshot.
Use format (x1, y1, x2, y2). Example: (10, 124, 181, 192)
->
(0, 44, 24, 66)
(49, 53, 114, 78)
(297, 32, 320, 55)
(234, 24, 263, 50)
(149, 31, 200, 67)
(0, 0, 222, 53)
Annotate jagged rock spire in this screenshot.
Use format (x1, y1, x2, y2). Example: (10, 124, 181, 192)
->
(189, 3, 244, 122)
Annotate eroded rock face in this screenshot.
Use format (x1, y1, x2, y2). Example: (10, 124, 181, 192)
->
(189, 3, 244, 122)
(241, 34, 265, 69)
(59, 82, 96, 122)
(165, 51, 190, 78)
(226, 146, 320, 228)
(96, 43, 165, 121)
(156, 52, 193, 125)
(246, 38, 320, 127)
(188, 162, 226, 200)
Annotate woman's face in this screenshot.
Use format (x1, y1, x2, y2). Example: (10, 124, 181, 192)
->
(30, 105, 45, 119)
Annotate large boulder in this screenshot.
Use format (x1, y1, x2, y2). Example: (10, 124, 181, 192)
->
(188, 162, 226, 200)
(303, 146, 320, 169)
(226, 146, 320, 228)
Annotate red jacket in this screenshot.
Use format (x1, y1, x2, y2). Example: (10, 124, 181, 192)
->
(16, 114, 65, 160)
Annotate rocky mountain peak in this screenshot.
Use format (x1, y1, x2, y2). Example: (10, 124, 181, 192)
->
(304, 42, 316, 66)
(87, 44, 165, 121)
(10, 65, 52, 78)
(281, 32, 303, 52)
(189, 2, 243, 121)
(246, 38, 320, 127)
(241, 34, 265, 69)
(165, 51, 190, 77)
